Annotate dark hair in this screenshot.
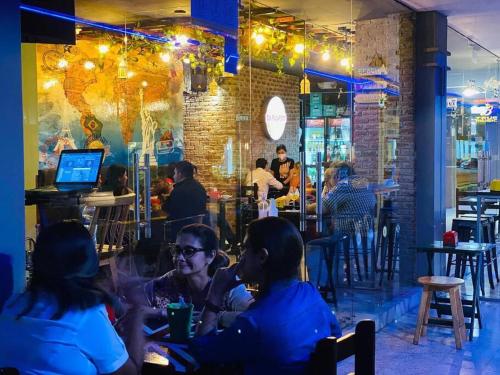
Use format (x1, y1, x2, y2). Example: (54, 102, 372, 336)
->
(255, 158, 268, 169)
(276, 144, 287, 153)
(102, 164, 128, 196)
(17, 221, 114, 320)
(246, 217, 303, 282)
(175, 160, 196, 179)
(335, 162, 355, 180)
(177, 224, 227, 277)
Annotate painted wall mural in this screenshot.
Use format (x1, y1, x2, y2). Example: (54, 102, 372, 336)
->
(37, 37, 185, 169)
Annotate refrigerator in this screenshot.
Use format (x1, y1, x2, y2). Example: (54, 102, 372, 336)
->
(304, 117, 352, 184)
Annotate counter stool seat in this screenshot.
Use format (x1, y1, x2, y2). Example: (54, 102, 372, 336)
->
(414, 276, 466, 349)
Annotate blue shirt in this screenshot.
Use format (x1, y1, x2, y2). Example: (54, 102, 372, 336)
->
(190, 279, 341, 375)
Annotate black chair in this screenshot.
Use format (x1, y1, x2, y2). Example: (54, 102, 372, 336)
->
(449, 216, 498, 293)
(0, 369, 19, 375)
(378, 218, 400, 286)
(309, 319, 376, 375)
(240, 183, 258, 201)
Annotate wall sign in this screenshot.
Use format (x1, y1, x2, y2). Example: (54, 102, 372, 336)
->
(471, 104, 498, 124)
(265, 96, 287, 141)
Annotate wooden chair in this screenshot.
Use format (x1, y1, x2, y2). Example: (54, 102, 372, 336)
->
(414, 276, 466, 349)
(84, 193, 135, 292)
(309, 320, 376, 375)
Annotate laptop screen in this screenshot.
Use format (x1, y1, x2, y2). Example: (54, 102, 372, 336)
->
(55, 149, 104, 185)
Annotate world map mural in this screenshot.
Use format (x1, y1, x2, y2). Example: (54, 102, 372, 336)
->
(37, 37, 185, 169)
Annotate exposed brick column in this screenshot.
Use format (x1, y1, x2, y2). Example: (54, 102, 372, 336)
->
(353, 13, 417, 283)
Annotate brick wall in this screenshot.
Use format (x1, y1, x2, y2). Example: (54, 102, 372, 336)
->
(184, 66, 300, 195)
(353, 13, 417, 283)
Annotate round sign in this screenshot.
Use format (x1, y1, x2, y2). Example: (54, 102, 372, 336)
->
(264, 96, 287, 141)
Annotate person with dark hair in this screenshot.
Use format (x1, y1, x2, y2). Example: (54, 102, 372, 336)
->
(322, 162, 376, 234)
(144, 224, 253, 327)
(245, 158, 283, 199)
(161, 160, 208, 240)
(101, 164, 131, 196)
(270, 144, 295, 189)
(191, 217, 341, 374)
(0, 221, 144, 374)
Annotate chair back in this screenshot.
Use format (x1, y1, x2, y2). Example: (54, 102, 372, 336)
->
(0, 254, 13, 311)
(240, 183, 258, 201)
(309, 319, 375, 375)
(87, 193, 135, 254)
(0, 369, 19, 375)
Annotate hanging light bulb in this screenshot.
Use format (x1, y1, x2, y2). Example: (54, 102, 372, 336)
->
(322, 51, 330, 61)
(117, 58, 127, 79)
(43, 79, 58, 90)
(160, 52, 171, 63)
(340, 57, 350, 67)
(83, 60, 95, 70)
(237, 63, 243, 71)
(126, 71, 135, 78)
(98, 44, 110, 54)
(253, 33, 265, 45)
(294, 43, 305, 54)
(177, 35, 189, 45)
(141, 80, 148, 87)
(57, 59, 68, 69)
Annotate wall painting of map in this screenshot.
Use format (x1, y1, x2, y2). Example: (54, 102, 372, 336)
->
(37, 37, 185, 170)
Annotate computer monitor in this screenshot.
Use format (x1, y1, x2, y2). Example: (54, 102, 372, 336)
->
(55, 149, 104, 185)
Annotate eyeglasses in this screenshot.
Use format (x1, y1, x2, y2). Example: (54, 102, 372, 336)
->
(170, 244, 206, 259)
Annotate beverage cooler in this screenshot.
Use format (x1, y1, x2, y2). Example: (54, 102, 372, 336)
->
(304, 117, 352, 184)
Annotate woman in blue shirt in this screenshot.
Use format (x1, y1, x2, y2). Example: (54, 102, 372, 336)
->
(190, 216, 342, 375)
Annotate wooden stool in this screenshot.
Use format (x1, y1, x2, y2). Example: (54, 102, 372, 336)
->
(413, 276, 466, 349)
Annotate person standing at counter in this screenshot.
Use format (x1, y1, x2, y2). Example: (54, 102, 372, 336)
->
(270, 144, 295, 189)
(246, 158, 283, 199)
(162, 160, 208, 240)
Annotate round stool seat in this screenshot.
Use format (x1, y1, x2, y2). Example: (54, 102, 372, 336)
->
(418, 276, 464, 288)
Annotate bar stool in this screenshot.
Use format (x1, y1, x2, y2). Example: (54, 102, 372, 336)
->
(378, 218, 400, 286)
(306, 233, 347, 307)
(414, 276, 466, 349)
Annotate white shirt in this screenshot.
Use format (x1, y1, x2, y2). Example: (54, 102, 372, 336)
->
(0, 293, 128, 375)
(245, 168, 283, 199)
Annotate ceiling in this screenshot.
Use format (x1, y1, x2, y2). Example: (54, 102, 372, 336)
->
(75, 0, 408, 32)
(399, 0, 500, 57)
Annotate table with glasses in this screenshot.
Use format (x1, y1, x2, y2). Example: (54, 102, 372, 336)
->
(414, 241, 492, 341)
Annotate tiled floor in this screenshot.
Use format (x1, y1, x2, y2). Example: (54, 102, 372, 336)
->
(337, 301, 500, 375)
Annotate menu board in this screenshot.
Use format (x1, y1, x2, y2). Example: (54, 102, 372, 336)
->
(310, 93, 323, 117)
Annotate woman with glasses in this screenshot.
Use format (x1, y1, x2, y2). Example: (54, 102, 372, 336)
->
(144, 224, 253, 327)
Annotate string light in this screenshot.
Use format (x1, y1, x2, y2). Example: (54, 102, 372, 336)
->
(340, 57, 350, 67)
(141, 80, 148, 87)
(57, 59, 68, 69)
(322, 51, 330, 61)
(83, 60, 95, 70)
(294, 43, 305, 54)
(98, 44, 110, 54)
(127, 71, 135, 78)
(237, 64, 243, 71)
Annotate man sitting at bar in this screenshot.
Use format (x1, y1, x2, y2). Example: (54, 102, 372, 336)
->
(245, 158, 283, 199)
(162, 160, 208, 241)
(190, 217, 342, 374)
(322, 162, 376, 234)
